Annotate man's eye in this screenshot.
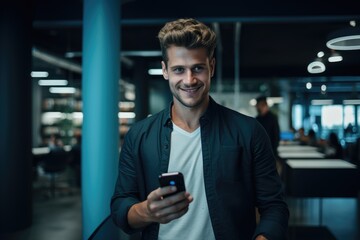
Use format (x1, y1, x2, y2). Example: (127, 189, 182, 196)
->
(173, 68, 184, 74)
(193, 66, 204, 73)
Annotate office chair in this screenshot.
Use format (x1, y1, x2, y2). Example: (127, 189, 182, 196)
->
(40, 147, 69, 197)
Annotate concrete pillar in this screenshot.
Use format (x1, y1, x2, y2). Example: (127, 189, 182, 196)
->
(82, 0, 120, 238)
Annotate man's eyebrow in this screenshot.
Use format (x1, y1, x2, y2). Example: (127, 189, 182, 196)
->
(169, 65, 184, 69)
(170, 63, 206, 69)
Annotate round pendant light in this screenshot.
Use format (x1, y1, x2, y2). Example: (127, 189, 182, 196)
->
(326, 26, 360, 50)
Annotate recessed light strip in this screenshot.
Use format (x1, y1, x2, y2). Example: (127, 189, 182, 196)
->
(328, 55, 343, 62)
(148, 69, 163, 75)
(38, 79, 68, 86)
(31, 71, 49, 78)
(118, 112, 136, 119)
(343, 99, 360, 105)
(49, 87, 76, 94)
(311, 99, 334, 105)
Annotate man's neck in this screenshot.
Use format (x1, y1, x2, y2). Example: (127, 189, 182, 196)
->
(171, 100, 208, 133)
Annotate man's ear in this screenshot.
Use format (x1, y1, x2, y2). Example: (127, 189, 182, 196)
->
(161, 61, 169, 80)
(210, 58, 216, 77)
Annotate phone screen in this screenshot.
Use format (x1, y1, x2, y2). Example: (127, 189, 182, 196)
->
(158, 172, 186, 197)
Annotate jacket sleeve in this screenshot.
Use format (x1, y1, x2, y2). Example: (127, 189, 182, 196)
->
(110, 129, 142, 234)
(252, 121, 289, 240)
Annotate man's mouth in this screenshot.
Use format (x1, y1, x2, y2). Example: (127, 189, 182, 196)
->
(180, 86, 201, 93)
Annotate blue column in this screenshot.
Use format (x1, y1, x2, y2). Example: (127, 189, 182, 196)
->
(82, 0, 120, 239)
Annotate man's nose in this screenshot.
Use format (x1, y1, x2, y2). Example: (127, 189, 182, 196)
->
(183, 69, 196, 85)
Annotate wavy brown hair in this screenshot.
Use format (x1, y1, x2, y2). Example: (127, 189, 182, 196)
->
(158, 18, 216, 66)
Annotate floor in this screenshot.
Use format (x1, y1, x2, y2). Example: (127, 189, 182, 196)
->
(287, 197, 359, 240)
(0, 166, 82, 240)
(0, 167, 359, 240)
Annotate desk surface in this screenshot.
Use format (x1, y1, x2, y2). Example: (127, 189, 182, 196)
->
(287, 159, 357, 169)
(285, 159, 359, 197)
(279, 151, 325, 159)
(278, 145, 318, 152)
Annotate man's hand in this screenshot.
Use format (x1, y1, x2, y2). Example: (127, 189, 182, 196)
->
(128, 186, 193, 228)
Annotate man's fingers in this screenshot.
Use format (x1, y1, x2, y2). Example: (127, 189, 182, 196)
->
(152, 195, 191, 219)
(146, 188, 193, 224)
(148, 187, 177, 201)
(158, 205, 190, 224)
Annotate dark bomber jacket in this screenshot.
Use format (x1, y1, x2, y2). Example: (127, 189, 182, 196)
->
(111, 97, 289, 240)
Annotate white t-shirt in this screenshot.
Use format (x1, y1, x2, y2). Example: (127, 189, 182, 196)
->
(158, 123, 215, 240)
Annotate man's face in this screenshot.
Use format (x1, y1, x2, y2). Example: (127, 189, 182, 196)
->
(162, 46, 215, 109)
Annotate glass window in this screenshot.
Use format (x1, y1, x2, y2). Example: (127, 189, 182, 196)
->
(292, 104, 303, 130)
(343, 105, 355, 129)
(322, 105, 343, 129)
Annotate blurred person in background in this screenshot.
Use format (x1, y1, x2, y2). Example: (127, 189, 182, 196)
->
(306, 129, 318, 147)
(255, 96, 280, 158)
(323, 132, 343, 159)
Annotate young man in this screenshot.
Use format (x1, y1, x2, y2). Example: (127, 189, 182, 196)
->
(111, 18, 289, 240)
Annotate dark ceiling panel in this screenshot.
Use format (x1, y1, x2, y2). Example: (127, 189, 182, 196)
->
(32, 0, 360, 94)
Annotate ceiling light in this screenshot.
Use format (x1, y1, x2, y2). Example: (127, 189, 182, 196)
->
(328, 51, 343, 62)
(148, 69, 163, 75)
(321, 84, 327, 92)
(317, 51, 324, 58)
(49, 87, 76, 94)
(311, 99, 333, 105)
(326, 25, 360, 51)
(38, 79, 68, 86)
(31, 71, 49, 78)
(32, 147, 50, 155)
(119, 101, 135, 109)
(249, 97, 282, 107)
(343, 99, 360, 105)
(249, 99, 257, 106)
(118, 112, 136, 119)
(307, 60, 326, 74)
(306, 82, 312, 89)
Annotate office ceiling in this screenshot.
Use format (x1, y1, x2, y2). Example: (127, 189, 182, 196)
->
(32, 0, 360, 96)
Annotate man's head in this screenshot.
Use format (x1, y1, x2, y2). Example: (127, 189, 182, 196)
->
(158, 18, 217, 67)
(157, 18, 217, 110)
(255, 95, 269, 116)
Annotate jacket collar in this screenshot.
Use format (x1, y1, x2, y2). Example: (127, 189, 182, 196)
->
(162, 96, 218, 127)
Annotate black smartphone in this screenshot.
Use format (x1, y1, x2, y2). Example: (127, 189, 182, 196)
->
(158, 172, 186, 197)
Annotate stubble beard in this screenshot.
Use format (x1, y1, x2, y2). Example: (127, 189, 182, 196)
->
(172, 84, 208, 109)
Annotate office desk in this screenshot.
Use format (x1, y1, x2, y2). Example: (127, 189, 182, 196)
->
(278, 145, 319, 153)
(279, 151, 325, 159)
(285, 159, 359, 237)
(285, 159, 358, 197)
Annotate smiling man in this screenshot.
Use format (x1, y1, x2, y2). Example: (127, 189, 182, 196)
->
(111, 18, 289, 240)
